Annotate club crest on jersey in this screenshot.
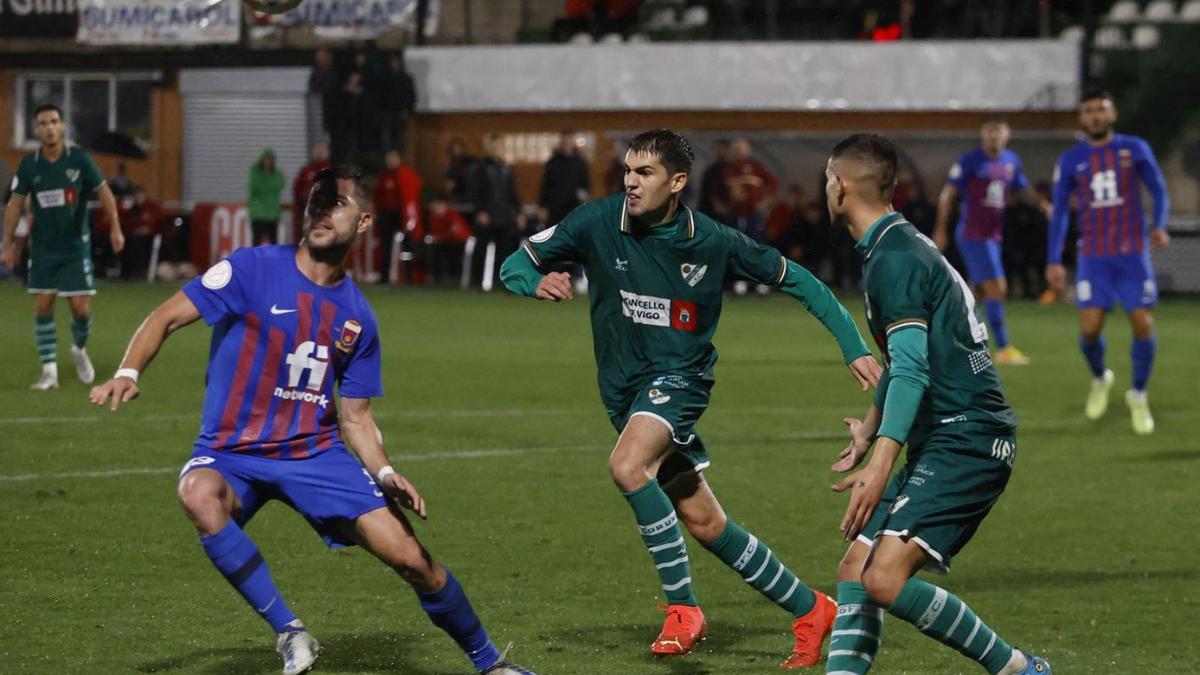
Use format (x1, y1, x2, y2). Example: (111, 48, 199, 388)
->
(66, 169, 80, 183)
(680, 263, 707, 287)
(336, 320, 362, 353)
(614, 258, 629, 272)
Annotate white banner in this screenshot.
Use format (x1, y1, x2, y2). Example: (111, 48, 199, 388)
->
(255, 0, 427, 40)
(409, 40, 1081, 112)
(78, 0, 240, 45)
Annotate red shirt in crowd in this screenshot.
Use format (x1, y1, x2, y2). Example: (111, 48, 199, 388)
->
(292, 159, 331, 240)
(373, 164, 425, 237)
(427, 202, 471, 244)
(721, 159, 778, 217)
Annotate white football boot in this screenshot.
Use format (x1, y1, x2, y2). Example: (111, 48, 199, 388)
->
(70, 345, 95, 384)
(276, 622, 319, 675)
(1084, 369, 1114, 420)
(30, 363, 59, 391)
(483, 643, 536, 674)
(1125, 389, 1155, 435)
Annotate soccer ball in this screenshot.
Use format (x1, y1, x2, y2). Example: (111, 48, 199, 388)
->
(243, 0, 302, 13)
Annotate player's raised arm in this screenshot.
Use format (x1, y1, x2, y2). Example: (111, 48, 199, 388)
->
(500, 203, 592, 301)
(339, 396, 427, 519)
(932, 182, 958, 251)
(88, 290, 202, 411)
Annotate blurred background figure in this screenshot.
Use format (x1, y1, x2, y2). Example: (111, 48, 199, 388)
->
(247, 148, 284, 246)
(699, 139, 732, 220)
(374, 150, 425, 284)
(381, 50, 417, 154)
(292, 142, 331, 243)
(425, 189, 472, 285)
(119, 186, 166, 279)
(467, 133, 524, 289)
(538, 130, 590, 228)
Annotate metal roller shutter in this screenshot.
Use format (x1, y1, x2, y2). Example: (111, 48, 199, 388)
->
(183, 93, 308, 205)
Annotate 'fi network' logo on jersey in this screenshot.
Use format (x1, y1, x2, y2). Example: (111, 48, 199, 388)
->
(274, 341, 330, 407)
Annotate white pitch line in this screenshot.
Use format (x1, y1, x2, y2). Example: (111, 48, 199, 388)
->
(0, 443, 604, 483)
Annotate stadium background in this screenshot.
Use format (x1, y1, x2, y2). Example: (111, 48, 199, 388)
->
(1, 1, 1199, 673)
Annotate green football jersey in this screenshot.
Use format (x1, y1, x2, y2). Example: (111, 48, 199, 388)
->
(523, 194, 790, 396)
(11, 144, 105, 260)
(859, 213, 1017, 445)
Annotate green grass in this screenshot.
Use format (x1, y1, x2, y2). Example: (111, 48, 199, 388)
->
(1, 282, 1197, 674)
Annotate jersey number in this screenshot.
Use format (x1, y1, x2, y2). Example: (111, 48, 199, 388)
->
(915, 233, 989, 344)
(984, 179, 1007, 208)
(1089, 170, 1122, 207)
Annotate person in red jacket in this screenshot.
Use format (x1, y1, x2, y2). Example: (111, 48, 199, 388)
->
(292, 142, 331, 243)
(120, 186, 167, 279)
(373, 150, 424, 283)
(426, 189, 472, 285)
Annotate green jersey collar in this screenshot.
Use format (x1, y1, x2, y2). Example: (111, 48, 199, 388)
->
(855, 212, 906, 259)
(619, 198, 696, 239)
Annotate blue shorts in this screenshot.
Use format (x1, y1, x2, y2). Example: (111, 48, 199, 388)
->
(1075, 254, 1157, 311)
(955, 234, 1005, 284)
(180, 446, 389, 548)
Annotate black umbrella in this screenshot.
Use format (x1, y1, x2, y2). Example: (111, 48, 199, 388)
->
(88, 131, 147, 160)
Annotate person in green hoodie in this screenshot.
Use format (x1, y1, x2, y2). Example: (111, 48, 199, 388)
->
(248, 148, 285, 245)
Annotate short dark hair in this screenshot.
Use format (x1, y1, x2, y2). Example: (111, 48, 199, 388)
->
(1081, 88, 1114, 104)
(313, 163, 368, 201)
(33, 103, 62, 120)
(982, 113, 1009, 126)
(628, 129, 694, 176)
(830, 133, 899, 196)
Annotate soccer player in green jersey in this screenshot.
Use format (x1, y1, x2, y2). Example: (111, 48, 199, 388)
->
(500, 129, 882, 667)
(821, 133, 1050, 675)
(3, 103, 125, 390)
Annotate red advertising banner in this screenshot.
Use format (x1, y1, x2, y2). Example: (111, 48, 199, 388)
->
(190, 203, 380, 282)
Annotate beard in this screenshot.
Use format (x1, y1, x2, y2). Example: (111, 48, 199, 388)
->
(303, 223, 356, 265)
(1086, 124, 1112, 141)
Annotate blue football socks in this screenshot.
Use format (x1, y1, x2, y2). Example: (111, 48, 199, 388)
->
(1131, 335, 1156, 392)
(984, 299, 1009, 349)
(1079, 334, 1107, 378)
(418, 570, 501, 672)
(201, 520, 298, 633)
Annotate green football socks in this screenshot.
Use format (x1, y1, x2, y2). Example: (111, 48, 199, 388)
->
(889, 577, 1015, 674)
(704, 520, 816, 616)
(825, 581, 883, 674)
(623, 479, 697, 606)
(71, 313, 92, 349)
(35, 315, 56, 364)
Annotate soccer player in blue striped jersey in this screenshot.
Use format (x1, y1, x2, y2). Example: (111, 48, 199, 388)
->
(89, 166, 533, 675)
(1046, 90, 1170, 434)
(932, 116, 1049, 366)
(823, 134, 1050, 675)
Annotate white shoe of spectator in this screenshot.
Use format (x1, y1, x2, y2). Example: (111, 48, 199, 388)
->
(682, 6, 709, 27)
(755, 283, 771, 296)
(733, 280, 749, 296)
(645, 8, 677, 31)
(568, 32, 594, 45)
(627, 32, 649, 43)
(599, 32, 623, 44)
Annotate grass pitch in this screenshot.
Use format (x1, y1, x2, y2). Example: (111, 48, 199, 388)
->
(1, 281, 1197, 674)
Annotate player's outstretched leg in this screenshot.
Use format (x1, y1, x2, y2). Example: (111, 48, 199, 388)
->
(665, 469, 835, 668)
(32, 293, 59, 390)
(610, 417, 704, 657)
(178, 468, 312, 674)
(824, 541, 884, 675)
(862, 537, 1050, 675)
(1126, 309, 1157, 435)
(351, 507, 534, 674)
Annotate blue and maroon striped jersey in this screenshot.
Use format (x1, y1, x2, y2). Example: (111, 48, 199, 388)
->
(1049, 134, 1169, 263)
(947, 148, 1029, 242)
(182, 245, 382, 459)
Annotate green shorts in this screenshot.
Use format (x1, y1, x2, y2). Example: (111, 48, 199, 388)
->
(26, 252, 96, 296)
(859, 428, 1015, 573)
(606, 372, 712, 482)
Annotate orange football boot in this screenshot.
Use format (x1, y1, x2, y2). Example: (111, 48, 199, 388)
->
(651, 604, 707, 656)
(780, 591, 837, 669)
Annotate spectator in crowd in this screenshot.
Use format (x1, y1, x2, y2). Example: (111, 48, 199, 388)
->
(1003, 180, 1052, 300)
(425, 189, 473, 285)
(899, 179, 936, 236)
(467, 133, 525, 288)
(292, 142, 331, 243)
(766, 183, 828, 273)
(444, 137, 475, 203)
(380, 51, 417, 154)
(119, 186, 166, 279)
(349, 50, 385, 170)
(698, 139, 731, 220)
(373, 150, 424, 284)
(600, 144, 625, 196)
(539, 131, 591, 228)
(308, 48, 341, 157)
(108, 162, 135, 203)
(552, 0, 643, 41)
(814, 167, 862, 291)
(721, 137, 778, 243)
(247, 148, 285, 246)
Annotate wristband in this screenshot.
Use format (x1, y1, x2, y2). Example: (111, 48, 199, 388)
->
(376, 466, 396, 483)
(114, 368, 140, 383)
